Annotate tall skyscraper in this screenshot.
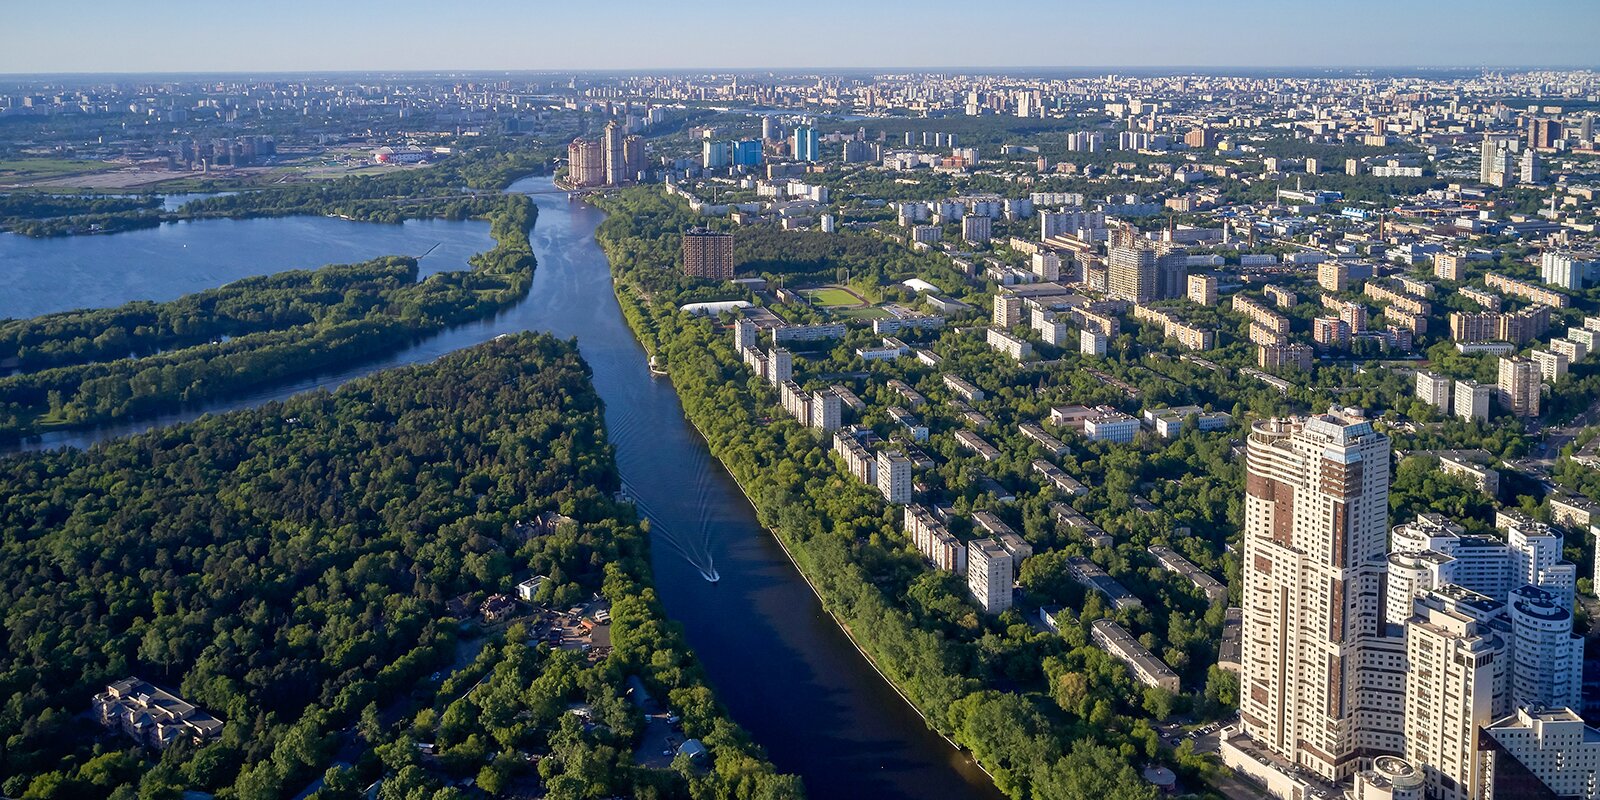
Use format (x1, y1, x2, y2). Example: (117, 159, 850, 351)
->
(702, 139, 733, 169)
(681, 227, 734, 281)
(1402, 586, 1509, 800)
(1107, 245, 1157, 304)
(566, 138, 605, 187)
(623, 135, 645, 181)
(1507, 585, 1583, 711)
(1239, 411, 1401, 782)
(792, 125, 819, 162)
(603, 120, 626, 186)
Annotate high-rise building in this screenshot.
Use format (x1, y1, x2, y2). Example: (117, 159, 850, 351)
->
(1527, 117, 1562, 150)
(1108, 245, 1157, 303)
(1402, 586, 1509, 800)
(761, 116, 777, 142)
(1415, 371, 1453, 411)
(733, 318, 758, 352)
(623, 135, 644, 181)
(732, 139, 763, 168)
(1313, 317, 1352, 348)
(1497, 356, 1540, 418)
(966, 538, 1013, 614)
(603, 120, 626, 186)
(876, 450, 912, 505)
(1502, 512, 1577, 610)
(992, 293, 1021, 328)
(809, 389, 841, 432)
(1507, 585, 1583, 711)
(1156, 251, 1188, 299)
(768, 347, 793, 384)
(1541, 250, 1600, 290)
(1480, 707, 1600, 798)
(1454, 380, 1492, 422)
(962, 214, 991, 244)
(681, 227, 735, 281)
(1318, 261, 1350, 293)
(567, 138, 606, 187)
(702, 139, 733, 169)
(792, 125, 819, 162)
(1238, 411, 1400, 782)
(1187, 274, 1218, 306)
(1080, 329, 1107, 357)
(1479, 137, 1517, 185)
(1519, 148, 1543, 184)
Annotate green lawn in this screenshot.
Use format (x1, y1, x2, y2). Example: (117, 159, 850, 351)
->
(0, 158, 111, 181)
(802, 287, 863, 308)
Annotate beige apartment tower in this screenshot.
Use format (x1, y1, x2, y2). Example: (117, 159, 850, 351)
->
(1239, 410, 1401, 783)
(1108, 244, 1158, 304)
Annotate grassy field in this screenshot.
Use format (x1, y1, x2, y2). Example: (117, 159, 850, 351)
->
(801, 286, 864, 308)
(0, 158, 111, 183)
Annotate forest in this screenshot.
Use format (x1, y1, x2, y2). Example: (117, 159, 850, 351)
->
(0, 193, 537, 440)
(0, 334, 800, 800)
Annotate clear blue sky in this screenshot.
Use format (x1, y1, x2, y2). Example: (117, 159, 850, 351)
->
(6, 0, 1598, 74)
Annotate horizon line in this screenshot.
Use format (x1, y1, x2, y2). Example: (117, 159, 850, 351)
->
(3, 64, 1599, 79)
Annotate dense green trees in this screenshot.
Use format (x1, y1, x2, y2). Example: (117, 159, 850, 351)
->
(0, 334, 798, 800)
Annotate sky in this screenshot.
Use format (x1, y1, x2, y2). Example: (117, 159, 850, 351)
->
(5, 0, 1599, 74)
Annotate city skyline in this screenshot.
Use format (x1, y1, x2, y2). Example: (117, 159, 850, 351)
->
(6, 0, 1600, 74)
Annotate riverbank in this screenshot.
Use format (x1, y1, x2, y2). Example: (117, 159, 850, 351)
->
(607, 266, 1012, 795)
(592, 185, 1175, 800)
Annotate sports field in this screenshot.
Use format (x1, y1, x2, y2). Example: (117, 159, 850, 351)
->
(801, 286, 865, 308)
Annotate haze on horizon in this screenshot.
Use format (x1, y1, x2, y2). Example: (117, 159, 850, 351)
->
(7, 0, 1599, 75)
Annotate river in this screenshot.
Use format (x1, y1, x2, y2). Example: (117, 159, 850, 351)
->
(0, 175, 1001, 800)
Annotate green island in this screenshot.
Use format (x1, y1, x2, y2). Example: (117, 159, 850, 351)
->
(0, 333, 801, 800)
(0, 164, 540, 440)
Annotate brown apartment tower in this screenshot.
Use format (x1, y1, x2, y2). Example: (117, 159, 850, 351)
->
(681, 228, 734, 280)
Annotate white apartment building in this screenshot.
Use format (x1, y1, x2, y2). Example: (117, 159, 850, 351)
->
(966, 537, 1013, 614)
(1454, 379, 1492, 422)
(812, 389, 841, 431)
(734, 318, 758, 352)
(1480, 707, 1600, 799)
(876, 450, 913, 505)
(1415, 370, 1453, 410)
(987, 327, 1033, 361)
(1080, 329, 1107, 356)
(1508, 585, 1583, 711)
(1403, 586, 1509, 800)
